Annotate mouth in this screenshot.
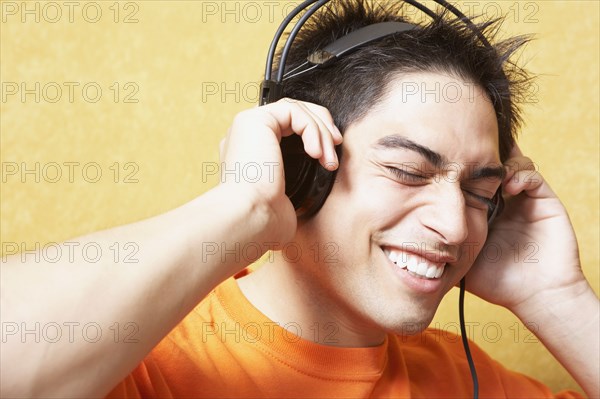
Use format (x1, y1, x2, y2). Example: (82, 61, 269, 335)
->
(381, 246, 446, 280)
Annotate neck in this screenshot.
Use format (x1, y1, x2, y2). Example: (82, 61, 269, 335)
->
(236, 251, 386, 348)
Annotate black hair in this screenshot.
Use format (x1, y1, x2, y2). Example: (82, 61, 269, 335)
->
(275, 0, 533, 162)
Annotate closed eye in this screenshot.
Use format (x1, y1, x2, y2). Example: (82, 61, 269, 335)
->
(386, 166, 427, 184)
(385, 165, 497, 211)
(463, 190, 495, 210)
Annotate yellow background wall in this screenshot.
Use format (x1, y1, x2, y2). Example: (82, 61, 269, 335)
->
(1, 0, 598, 394)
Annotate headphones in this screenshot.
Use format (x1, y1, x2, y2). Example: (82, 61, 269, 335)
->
(257, 2, 512, 396)
(259, 0, 504, 223)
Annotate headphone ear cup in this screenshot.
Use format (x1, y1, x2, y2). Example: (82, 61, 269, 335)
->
(281, 135, 339, 218)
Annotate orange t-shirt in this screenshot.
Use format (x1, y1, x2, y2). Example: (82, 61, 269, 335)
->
(106, 274, 583, 398)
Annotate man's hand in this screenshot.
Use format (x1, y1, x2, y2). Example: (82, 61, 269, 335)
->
(465, 144, 599, 397)
(219, 98, 343, 246)
(465, 143, 588, 310)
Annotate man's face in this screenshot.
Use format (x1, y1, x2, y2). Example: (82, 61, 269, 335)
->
(297, 72, 503, 336)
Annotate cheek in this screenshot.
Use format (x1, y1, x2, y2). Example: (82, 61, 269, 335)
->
(460, 216, 490, 266)
(326, 169, 427, 242)
(307, 168, 390, 258)
(471, 211, 490, 243)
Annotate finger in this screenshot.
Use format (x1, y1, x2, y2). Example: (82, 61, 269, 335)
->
(504, 156, 537, 173)
(503, 169, 556, 199)
(503, 155, 538, 189)
(502, 166, 517, 187)
(302, 102, 343, 144)
(268, 99, 339, 169)
(287, 101, 328, 163)
(299, 102, 342, 170)
(264, 99, 322, 159)
(296, 102, 339, 170)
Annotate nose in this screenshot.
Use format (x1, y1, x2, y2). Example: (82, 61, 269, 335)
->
(421, 183, 469, 245)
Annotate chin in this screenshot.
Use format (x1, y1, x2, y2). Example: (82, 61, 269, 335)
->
(353, 295, 440, 337)
(384, 308, 437, 336)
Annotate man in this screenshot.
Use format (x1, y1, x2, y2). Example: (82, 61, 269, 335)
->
(1, 1, 598, 398)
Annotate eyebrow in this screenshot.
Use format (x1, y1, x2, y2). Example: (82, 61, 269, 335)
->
(374, 134, 506, 181)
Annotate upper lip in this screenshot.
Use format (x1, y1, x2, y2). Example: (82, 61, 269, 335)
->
(381, 244, 458, 265)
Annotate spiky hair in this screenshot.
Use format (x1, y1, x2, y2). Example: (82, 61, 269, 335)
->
(274, 0, 533, 162)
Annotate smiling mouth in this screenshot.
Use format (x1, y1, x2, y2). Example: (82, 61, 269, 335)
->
(382, 247, 445, 279)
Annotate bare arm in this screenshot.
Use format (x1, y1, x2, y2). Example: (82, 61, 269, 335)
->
(1, 184, 272, 398)
(0, 98, 342, 398)
(513, 281, 599, 398)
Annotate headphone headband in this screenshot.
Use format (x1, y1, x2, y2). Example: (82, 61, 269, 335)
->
(262, 0, 493, 87)
(260, 21, 418, 105)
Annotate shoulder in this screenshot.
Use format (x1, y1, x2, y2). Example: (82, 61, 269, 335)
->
(388, 328, 566, 398)
(390, 327, 496, 376)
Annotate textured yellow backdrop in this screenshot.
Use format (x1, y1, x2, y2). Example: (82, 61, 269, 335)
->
(1, 0, 598, 394)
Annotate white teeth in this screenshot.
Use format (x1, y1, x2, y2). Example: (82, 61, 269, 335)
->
(435, 267, 444, 278)
(384, 247, 445, 280)
(407, 258, 418, 272)
(417, 262, 428, 275)
(425, 267, 437, 278)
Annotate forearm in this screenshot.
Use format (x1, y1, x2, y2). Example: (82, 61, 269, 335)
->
(0, 184, 271, 398)
(512, 281, 600, 398)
